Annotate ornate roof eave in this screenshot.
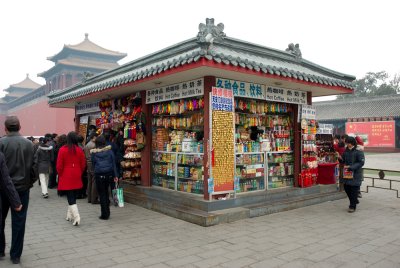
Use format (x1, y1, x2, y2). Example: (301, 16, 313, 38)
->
(47, 34, 127, 62)
(38, 61, 112, 79)
(48, 18, 356, 105)
(5, 74, 42, 91)
(47, 46, 127, 62)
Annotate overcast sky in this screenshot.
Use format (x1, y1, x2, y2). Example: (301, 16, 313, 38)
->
(1, 0, 399, 100)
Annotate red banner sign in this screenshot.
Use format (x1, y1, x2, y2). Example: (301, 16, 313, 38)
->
(346, 121, 395, 148)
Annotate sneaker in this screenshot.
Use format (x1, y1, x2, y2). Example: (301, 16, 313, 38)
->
(348, 208, 355, 213)
(43, 193, 49, 199)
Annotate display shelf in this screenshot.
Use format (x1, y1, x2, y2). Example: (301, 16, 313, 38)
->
(235, 111, 291, 116)
(266, 151, 293, 154)
(151, 149, 204, 194)
(152, 110, 204, 117)
(177, 163, 203, 167)
(268, 161, 294, 164)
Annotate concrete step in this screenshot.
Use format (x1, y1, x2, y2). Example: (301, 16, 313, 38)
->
(122, 184, 346, 226)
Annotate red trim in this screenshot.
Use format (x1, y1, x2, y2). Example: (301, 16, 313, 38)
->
(58, 57, 352, 104)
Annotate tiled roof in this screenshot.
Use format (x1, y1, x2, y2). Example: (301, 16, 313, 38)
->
(38, 58, 120, 77)
(315, 94, 400, 120)
(48, 19, 355, 105)
(47, 33, 127, 61)
(7, 74, 41, 90)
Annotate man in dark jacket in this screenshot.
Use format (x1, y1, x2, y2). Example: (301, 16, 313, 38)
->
(0, 152, 22, 259)
(340, 136, 365, 213)
(0, 116, 36, 264)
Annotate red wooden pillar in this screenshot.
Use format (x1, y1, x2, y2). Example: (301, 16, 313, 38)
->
(203, 76, 215, 200)
(140, 90, 151, 187)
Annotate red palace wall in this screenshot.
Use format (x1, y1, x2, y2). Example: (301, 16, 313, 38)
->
(0, 114, 6, 137)
(4, 97, 75, 137)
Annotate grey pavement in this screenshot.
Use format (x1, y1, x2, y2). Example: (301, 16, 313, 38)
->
(0, 153, 399, 267)
(364, 153, 400, 171)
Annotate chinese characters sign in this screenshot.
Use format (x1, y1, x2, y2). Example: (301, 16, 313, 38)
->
(146, 78, 204, 104)
(301, 105, 316, 120)
(76, 101, 100, 115)
(216, 78, 265, 100)
(346, 121, 395, 148)
(266, 86, 308, 105)
(211, 87, 234, 111)
(317, 124, 333, 134)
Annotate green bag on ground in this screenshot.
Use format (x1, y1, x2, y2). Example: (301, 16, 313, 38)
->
(112, 183, 124, 207)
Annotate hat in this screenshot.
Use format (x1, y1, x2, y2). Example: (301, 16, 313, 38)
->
(5, 116, 21, 130)
(355, 136, 364, 146)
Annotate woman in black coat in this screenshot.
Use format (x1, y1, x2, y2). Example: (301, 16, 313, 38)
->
(91, 135, 118, 220)
(340, 136, 365, 213)
(34, 138, 54, 198)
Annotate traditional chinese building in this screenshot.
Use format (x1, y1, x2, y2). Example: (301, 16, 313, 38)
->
(48, 19, 356, 225)
(0, 34, 126, 136)
(315, 94, 400, 152)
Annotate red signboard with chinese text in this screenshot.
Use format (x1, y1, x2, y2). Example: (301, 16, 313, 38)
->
(346, 121, 395, 148)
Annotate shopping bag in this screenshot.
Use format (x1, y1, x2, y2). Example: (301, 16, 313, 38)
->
(342, 165, 353, 179)
(112, 183, 124, 207)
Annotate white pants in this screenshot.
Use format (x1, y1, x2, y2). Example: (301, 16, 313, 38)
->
(39, 173, 49, 195)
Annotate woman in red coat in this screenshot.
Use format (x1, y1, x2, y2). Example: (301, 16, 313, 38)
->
(57, 131, 86, 226)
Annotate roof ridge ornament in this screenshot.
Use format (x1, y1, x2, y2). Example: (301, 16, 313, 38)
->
(285, 43, 302, 60)
(197, 18, 226, 54)
(85, 33, 89, 40)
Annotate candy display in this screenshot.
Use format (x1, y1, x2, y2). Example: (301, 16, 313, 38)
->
(300, 119, 318, 187)
(234, 97, 294, 191)
(212, 110, 235, 191)
(235, 98, 293, 154)
(235, 153, 265, 192)
(151, 97, 205, 194)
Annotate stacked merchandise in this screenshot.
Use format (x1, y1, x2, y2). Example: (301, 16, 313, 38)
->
(152, 152, 176, 189)
(316, 134, 337, 163)
(267, 153, 294, 188)
(299, 119, 318, 187)
(234, 97, 294, 191)
(120, 139, 141, 184)
(316, 134, 338, 185)
(151, 97, 204, 194)
(235, 99, 293, 153)
(235, 154, 265, 192)
(177, 154, 204, 194)
(115, 94, 145, 185)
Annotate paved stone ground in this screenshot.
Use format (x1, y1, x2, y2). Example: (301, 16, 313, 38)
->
(1, 153, 400, 268)
(364, 153, 400, 171)
(2, 184, 400, 268)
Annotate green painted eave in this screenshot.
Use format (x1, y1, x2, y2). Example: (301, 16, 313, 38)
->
(48, 36, 355, 105)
